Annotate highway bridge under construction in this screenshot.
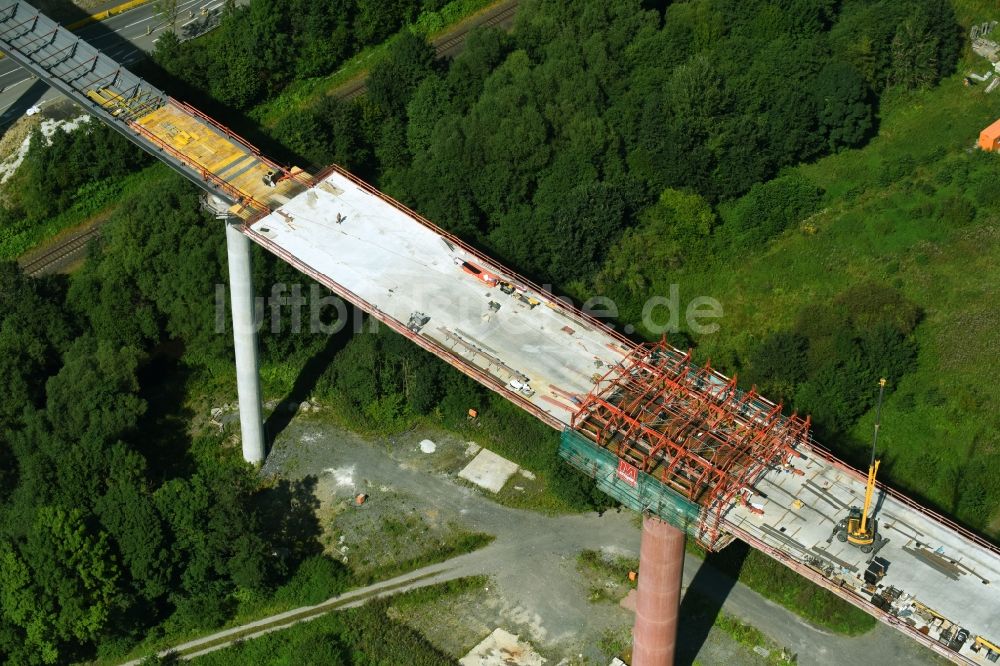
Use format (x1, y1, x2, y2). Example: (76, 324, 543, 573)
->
(1, 2, 998, 664)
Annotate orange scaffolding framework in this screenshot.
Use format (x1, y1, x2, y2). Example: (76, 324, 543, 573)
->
(570, 339, 811, 548)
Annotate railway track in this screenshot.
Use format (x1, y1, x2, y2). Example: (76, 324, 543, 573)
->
(19, 224, 100, 276)
(339, 1, 518, 101)
(433, 2, 518, 55)
(339, 77, 368, 101)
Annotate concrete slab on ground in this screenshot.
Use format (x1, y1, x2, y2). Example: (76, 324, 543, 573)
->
(459, 448, 520, 493)
(460, 628, 546, 666)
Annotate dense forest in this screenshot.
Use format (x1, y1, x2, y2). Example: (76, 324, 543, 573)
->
(234, 0, 956, 443)
(0, 0, 993, 662)
(152, 0, 459, 111)
(0, 168, 357, 663)
(246, 0, 960, 277)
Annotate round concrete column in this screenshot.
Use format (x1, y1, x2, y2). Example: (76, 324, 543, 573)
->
(633, 515, 685, 666)
(225, 221, 265, 464)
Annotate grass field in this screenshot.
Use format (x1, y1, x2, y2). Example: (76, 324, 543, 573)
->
(676, 65, 1000, 537)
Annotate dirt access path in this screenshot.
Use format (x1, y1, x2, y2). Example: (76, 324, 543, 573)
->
(123, 420, 943, 665)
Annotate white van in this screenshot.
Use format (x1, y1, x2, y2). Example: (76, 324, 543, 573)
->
(507, 379, 535, 397)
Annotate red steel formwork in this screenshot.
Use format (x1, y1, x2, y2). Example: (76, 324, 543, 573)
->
(570, 339, 812, 549)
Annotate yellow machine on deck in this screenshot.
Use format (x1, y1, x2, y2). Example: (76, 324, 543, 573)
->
(846, 459, 881, 547)
(833, 378, 888, 555)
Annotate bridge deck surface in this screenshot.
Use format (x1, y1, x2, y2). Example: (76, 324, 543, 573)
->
(246, 168, 630, 426)
(132, 102, 307, 213)
(245, 169, 1000, 665)
(730, 454, 1000, 656)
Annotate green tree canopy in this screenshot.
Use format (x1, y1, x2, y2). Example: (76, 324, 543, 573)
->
(597, 188, 716, 295)
(814, 61, 873, 151)
(0, 507, 121, 664)
(45, 336, 145, 443)
(0, 264, 74, 430)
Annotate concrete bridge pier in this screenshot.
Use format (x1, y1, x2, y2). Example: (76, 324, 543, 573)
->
(225, 220, 265, 464)
(633, 515, 685, 666)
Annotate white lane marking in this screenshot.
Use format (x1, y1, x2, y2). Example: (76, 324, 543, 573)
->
(0, 77, 31, 92)
(91, 0, 202, 36)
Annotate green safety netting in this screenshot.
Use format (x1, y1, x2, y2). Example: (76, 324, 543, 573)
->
(559, 429, 703, 538)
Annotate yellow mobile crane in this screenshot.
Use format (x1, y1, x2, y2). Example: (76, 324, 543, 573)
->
(833, 378, 888, 554)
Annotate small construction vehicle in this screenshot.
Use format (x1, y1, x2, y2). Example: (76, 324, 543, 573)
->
(507, 378, 535, 398)
(831, 378, 889, 554)
(972, 635, 1000, 662)
(406, 311, 430, 333)
(514, 291, 540, 308)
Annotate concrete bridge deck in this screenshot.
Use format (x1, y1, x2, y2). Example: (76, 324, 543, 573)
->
(2, 4, 997, 660)
(245, 166, 629, 428)
(246, 166, 1000, 666)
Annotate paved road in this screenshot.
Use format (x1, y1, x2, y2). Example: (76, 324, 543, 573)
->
(0, 0, 231, 125)
(120, 423, 942, 665)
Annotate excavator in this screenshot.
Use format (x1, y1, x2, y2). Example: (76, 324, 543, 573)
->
(832, 378, 888, 555)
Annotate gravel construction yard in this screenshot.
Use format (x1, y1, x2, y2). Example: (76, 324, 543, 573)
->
(259, 415, 943, 665)
(262, 423, 488, 580)
(259, 418, 692, 661)
(260, 418, 636, 659)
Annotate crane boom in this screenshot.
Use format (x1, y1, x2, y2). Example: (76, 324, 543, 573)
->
(859, 460, 880, 534)
(861, 377, 886, 534)
(837, 377, 888, 550)
(858, 378, 887, 535)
